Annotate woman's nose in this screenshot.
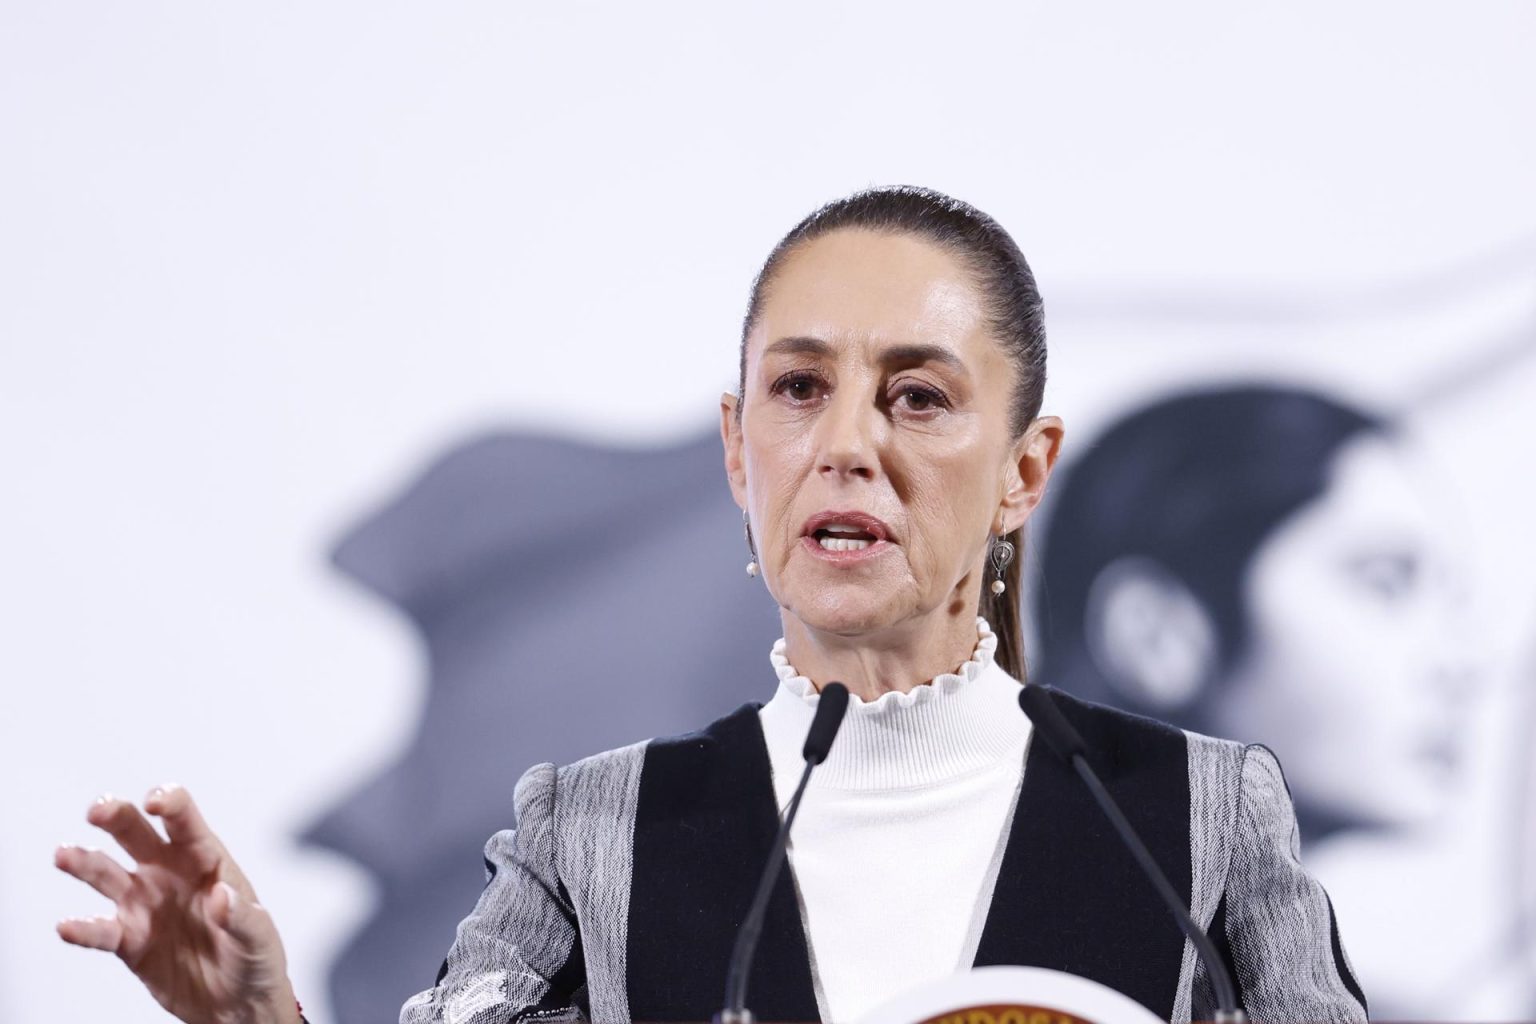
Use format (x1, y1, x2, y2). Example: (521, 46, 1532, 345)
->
(815, 390, 882, 482)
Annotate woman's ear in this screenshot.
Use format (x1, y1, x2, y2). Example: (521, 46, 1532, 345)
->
(1083, 555, 1218, 713)
(997, 415, 1065, 533)
(720, 391, 747, 509)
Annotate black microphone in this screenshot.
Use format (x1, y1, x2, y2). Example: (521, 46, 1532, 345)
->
(717, 681, 850, 1024)
(1017, 685, 1248, 1024)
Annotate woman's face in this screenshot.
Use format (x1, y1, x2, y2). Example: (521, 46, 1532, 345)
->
(1209, 433, 1473, 832)
(721, 228, 1059, 641)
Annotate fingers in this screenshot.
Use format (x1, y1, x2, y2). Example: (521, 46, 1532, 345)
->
(207, 880, 278, 951)
(56, 915, 123, 953)
(86, 796, 167, 865)
(55, 844, 131, 955)
(207, 880, 238, 933)
(144, 783, 223, 873)
(54, 844, 132, 902)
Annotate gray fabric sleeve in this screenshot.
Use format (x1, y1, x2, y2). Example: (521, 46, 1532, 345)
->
(1173, 731, 1245, 1024)
(398, 762, 585, 1024)
(552, 742, 646, 1024)
(1197, 743, 1368, 1024)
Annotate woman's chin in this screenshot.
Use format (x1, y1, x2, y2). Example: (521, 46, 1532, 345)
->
(786, 589, 905, 638)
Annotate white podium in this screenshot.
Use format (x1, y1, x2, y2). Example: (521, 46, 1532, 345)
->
(856, 966, 1165, 1024)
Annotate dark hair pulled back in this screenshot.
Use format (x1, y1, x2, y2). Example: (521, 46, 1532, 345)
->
(737, 185, 1048, 681)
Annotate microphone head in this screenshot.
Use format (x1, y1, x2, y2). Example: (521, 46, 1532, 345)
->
(1017, 684, 1089, 764)
(802, 682, 850, 765)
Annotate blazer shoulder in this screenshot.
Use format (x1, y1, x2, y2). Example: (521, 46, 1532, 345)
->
(1039, 685, 1252, 769)
(541, 702, 765, 820)
(554, 736, 649, 802)
(504, 740, 649, 820)
(642, 700, 765, 755)
(1036, 685, 1193, 778)
(1037, 684, 1184, 737)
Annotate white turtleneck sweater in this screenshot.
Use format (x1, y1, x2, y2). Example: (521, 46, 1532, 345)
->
(757, 617, 1032, 1024)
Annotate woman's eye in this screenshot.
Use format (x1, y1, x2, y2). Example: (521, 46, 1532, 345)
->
(771, 372, 825, 403)
(894, 385, 948, 413)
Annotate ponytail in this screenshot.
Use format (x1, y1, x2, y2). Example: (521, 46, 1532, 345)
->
(980, 526, 1029, 682)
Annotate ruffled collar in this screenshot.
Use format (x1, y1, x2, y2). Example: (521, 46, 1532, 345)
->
(759, 617, 1029, 792)
(769, 616, 999, 711)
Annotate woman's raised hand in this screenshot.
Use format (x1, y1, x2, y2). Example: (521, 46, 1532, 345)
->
(55, 785, 302, 1024)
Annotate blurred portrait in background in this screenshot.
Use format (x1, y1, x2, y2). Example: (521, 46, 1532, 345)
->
(1031, 384, 1473, 840)
(10, 5, 1536, 1024)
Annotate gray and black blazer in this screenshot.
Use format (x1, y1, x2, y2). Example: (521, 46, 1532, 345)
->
(396, 688, 1368, 1024)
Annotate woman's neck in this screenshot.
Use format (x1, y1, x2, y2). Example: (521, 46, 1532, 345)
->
(779, 607, 982, 702)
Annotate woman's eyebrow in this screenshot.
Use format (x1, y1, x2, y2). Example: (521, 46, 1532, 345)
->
(763, 336, 967, 374)
(763, 335, 833, 358)
(881, 343, 967, 373)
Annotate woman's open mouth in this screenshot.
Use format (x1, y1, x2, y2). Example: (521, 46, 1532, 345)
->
(801, 511, 892, 562)
(813, 524, 879, 551)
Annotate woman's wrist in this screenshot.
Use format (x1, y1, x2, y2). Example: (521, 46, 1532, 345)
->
(247, 980, 304, 1024)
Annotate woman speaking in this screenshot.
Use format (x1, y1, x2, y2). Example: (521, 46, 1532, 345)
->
(55, 187, 1368, 1024)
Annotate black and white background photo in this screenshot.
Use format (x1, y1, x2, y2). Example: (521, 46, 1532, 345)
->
(5, 4, 1534, 1021)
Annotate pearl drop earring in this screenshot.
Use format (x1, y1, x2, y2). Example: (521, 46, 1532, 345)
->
(743, 510, 759, 578)
(989, 535, 1015, 595)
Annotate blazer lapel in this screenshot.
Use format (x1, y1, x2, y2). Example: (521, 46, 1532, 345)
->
(626, 703, 821, 1022)
(972, 687, 1193, 1020)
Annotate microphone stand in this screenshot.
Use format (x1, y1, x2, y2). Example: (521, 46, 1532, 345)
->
(716, 682, 850, 1024)
(1018, 685, 1248, 1024)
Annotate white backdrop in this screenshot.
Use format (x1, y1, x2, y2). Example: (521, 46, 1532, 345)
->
(4, 3, 1535, 1022)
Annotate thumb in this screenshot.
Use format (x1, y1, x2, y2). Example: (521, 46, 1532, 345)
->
(209, 881, 275, 949)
